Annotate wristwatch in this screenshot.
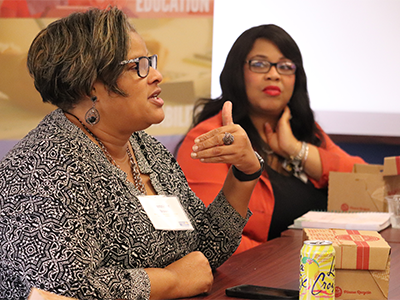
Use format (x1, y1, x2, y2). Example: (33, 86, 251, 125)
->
(232, 151, 265, 182)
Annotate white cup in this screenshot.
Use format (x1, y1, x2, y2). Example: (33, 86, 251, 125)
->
(386, 195, 400, 229)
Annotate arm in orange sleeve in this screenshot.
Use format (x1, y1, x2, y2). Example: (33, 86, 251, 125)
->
(234, 235, 263, 254)
(310, 125, 366, 188)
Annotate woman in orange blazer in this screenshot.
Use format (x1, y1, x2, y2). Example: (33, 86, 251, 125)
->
(177, 24, 365, 254)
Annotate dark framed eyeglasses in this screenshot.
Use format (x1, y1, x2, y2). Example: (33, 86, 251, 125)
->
(246, 59, 296, 75)
(120, 54, 158, 78)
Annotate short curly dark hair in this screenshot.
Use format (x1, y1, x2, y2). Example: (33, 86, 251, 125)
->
(27, 7, 135, 111)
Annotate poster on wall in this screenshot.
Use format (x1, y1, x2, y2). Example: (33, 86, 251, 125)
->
(0, 0, 213, 152)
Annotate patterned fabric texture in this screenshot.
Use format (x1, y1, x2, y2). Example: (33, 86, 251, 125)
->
(0, 109, 249, 300)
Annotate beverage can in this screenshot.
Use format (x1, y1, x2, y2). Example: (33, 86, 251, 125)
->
(299, 240, 335, 299)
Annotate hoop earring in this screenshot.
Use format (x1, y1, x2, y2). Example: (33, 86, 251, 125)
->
(85, 96, 100, 125)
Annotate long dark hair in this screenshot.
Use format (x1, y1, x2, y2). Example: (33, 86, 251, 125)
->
(176, 24, 324, 158)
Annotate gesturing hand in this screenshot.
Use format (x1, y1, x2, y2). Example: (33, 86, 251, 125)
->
(191, 101, 260, 175)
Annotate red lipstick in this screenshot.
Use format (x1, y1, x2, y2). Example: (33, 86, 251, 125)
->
(263, 86, 281, 96)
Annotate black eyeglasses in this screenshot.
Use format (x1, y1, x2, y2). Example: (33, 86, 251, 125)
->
(246, 59, 296, 75)
(120, 54, 158, 78)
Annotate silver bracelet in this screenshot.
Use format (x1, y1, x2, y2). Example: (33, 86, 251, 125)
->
(291, 141, 307, 161)
(302, 143, 309, 167)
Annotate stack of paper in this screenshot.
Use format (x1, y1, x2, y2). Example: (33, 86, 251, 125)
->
(291, 211, 392, 231)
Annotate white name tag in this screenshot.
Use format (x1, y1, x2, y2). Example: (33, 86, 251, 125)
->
(137, 195, 194, 231)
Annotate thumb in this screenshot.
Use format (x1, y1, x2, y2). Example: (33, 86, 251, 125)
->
(222, 101, 234, 126)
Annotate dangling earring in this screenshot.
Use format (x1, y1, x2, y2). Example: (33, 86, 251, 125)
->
(85, 96, 100, 125)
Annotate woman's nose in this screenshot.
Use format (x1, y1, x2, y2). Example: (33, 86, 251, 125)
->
(148, 67, 163, 83)
(264, 65, 280, 80)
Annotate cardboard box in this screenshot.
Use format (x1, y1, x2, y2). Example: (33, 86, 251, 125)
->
(303, 228, 391, 300)
(328, 156, 400, 212)
(382, 156, 400, 196)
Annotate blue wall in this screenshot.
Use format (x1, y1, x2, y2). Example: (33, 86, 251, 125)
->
(335, 142, 399, 165)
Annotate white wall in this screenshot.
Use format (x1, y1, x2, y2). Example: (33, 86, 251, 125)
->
(212, 0, 400, 136)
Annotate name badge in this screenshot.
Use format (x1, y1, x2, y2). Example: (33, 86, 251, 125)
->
(137, 195, 194, 231)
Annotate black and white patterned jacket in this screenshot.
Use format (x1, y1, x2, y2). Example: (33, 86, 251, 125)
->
(0, 109, 249, 300)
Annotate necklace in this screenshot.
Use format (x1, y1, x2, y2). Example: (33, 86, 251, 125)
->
(64, 111, 147, 194)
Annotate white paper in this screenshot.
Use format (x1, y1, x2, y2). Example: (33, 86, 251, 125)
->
(291, 211, 392, 231)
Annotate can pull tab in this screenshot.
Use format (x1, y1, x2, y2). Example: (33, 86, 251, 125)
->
(305, 240, 333, 246)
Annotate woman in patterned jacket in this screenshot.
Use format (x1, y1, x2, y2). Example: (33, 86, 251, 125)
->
(0, 7, 263, 300)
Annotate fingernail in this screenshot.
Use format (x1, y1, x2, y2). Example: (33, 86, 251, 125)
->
(194, 138, 200, 143)
(191, 152, 197, 158)
(192, 145, 198, 151)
